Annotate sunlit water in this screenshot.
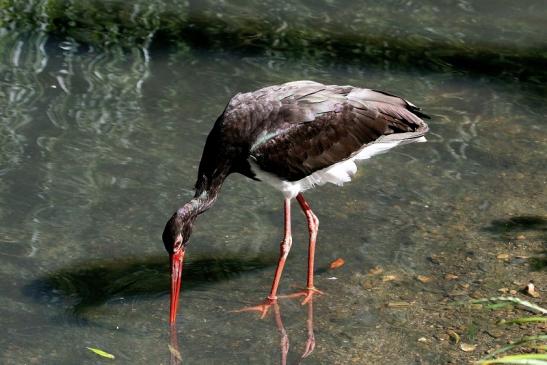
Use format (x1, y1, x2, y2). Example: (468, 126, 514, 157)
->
(1, 7, 546, 365)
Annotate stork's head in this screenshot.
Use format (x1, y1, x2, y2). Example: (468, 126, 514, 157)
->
(162, 210, 193, 255)
(162, 207, 195, 325)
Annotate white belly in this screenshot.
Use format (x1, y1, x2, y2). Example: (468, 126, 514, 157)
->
(250, 136, 426, 198)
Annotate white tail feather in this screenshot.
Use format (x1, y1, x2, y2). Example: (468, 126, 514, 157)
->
(250, 136, 426, 198)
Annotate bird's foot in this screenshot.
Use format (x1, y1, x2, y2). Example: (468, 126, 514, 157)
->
(232, 297, 277, 319)
(279, 287, 324, 305)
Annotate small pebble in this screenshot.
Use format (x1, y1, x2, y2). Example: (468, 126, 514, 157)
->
(460, 343, 477, 352)
(486, 329, 503, 338)
(497, 253, 510, 261)
(525, 282, 540, 298)
(417, 275, 433, 283)
(428, 255, 441, 265)
(470, 291, 482, 299)
(382, 275, 397, 282)
(368, 266, 384, 275)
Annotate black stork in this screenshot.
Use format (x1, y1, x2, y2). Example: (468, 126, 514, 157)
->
(162, 80, 429, 324)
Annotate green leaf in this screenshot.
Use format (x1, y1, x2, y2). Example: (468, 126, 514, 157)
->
(468, 297, 547, 315)
(479, 335, 547, 360)
(477, 353, 547, 365)
(528, 345, 547, 351)
(499, 317, 547, 325)
(486, 302, 514, 310)
(86, 347, 116, 359)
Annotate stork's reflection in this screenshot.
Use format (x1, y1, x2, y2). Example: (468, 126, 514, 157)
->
(167, 299, 316, 365)
(169, 324, 182, 365)
(273, 299, 316, 364)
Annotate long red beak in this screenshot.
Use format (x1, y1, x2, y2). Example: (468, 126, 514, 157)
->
(169, 249, 185, 325)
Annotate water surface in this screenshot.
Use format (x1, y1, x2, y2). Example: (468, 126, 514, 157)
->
(0, 2, 546, 364)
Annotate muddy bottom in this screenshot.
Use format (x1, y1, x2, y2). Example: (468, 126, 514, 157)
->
(307, 187, 546, 364)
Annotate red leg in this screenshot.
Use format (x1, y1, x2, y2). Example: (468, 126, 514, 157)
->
(296, 193, 318, 290)
(234, 198, 292, 318)
(268, 198, 292, 300)
(283, 193, 323, 304)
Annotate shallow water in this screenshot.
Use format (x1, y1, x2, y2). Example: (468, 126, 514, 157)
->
(0, 3, 546, 364)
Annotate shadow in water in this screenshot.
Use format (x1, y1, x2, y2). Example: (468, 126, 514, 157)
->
(483, 215, 547, 270)
(483, 215, 547, 237)
(26, 254, 274, 314)
(167, 299, 317, 365)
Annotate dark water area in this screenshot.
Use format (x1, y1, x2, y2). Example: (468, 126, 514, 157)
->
(0, 1, 546, 364)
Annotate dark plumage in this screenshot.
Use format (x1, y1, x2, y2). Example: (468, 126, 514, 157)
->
(196, 81, 428, 187)
(163, 80, 429, 324)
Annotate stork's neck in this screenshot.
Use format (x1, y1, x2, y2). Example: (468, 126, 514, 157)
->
(178, 190, 218, 222)
(193, 151, 231, 212)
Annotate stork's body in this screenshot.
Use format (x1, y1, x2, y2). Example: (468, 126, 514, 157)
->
(163, 81, 429, 324)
